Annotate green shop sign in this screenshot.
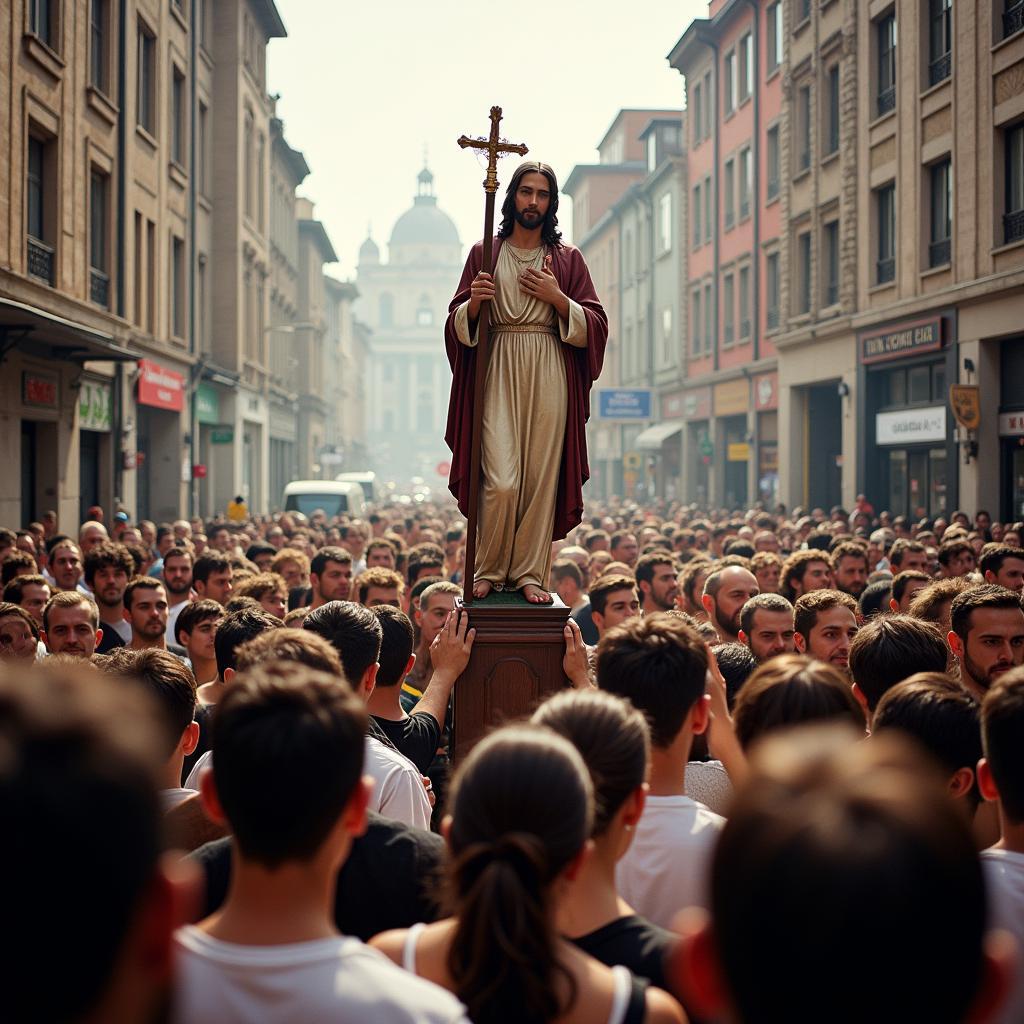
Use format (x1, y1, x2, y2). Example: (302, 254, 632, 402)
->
(195, 383, 220, 425)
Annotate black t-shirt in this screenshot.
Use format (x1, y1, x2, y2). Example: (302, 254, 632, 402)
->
(570, 914, 675, 990)
(96, 624, 126, 655)
(572, 603, 599, 646)
(190, 811, 445, 941)
(371, 711, 442, 775)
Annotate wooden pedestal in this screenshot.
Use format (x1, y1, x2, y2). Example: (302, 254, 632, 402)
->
(452, 593, 570, 762)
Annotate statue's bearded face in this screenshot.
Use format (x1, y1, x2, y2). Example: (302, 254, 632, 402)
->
(513, 171, 551, 230)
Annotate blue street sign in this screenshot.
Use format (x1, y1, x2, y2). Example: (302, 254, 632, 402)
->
(597, 388, 654, 420)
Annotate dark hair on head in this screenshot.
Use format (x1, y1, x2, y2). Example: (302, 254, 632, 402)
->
(212, 663, 367, 868)
(907, 576, 975, 625)
(805, 530, 833, 552)
(356, 567, 404, 604)
(588, 573, 638, 617)
(739, 592, 794, 637)
(848, 614, 949, 711)
(982, 665, 1024, 823)
(0, 602, 40, 642)
(82, 542, 135, 588)
(711, 728, 987, 1024)
(0, 662, 164, 1022)
(584, 529, 609, 552)
(2, 574, 47, 605)
(532, 689, 649, 836)
(980, 544, 1024, 578)
(891, 570, 930, 605)
(549, 559, 583, 589)
(410, 574, 445, 603)
(831, 541, 869, 572)
(723, 539, 756, 559)
(597, 612, 708, 747)
(732, 655, 864, 749)
(303, 600, 383, 685)
(162, 545, 193, 566)
(372, 606, 414, 687)
(888, 538, 927, 569)
(407, 544, 445, 585)
(950, 583, 1024, 642)
(174, 599, 224, 646)
(780, 550, 832, 602)
(193, 550, 231, 586)
(233, 572, 287, 603)
(678, 557, 712, 605)
(496, 161, 563, 248)
(245, 541, 277, 562)
(793, 589, 857, 641)
(122, 575, 164, 611)
(873, 673, 983, 809)
(1, 551, 37, 587)
(859, 579, 893, 620)
(634, 551, 675, 588)
(713, 641, 759, 710)
(223, 595, 261, 615)
(445, 726, 591, 1024)
(214, 607, 282, 678)
(310, 545, 351, 578)
(937, 538, 974, 567)
(235, 627, 343, 678)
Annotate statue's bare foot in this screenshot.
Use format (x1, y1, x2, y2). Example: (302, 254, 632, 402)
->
(521, 584, 553, 604)
(473, 579, 493, 599)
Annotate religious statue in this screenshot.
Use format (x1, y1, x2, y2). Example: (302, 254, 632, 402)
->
(444, 156, 608, 604)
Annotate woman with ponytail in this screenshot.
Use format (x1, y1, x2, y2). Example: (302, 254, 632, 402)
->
(372, 726, 684, 1024)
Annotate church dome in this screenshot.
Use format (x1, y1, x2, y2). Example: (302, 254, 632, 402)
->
(388, 166, 461, 249)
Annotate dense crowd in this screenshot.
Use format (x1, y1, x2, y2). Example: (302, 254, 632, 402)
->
(2, 496, 1023, 1023)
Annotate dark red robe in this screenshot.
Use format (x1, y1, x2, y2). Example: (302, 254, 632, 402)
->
(443, 239, 608, 541)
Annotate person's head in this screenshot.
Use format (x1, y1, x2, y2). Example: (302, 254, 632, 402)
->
(234, 627, 343, 678)
(406, 543, 445, 586)
(83, 542, 134, 613)
(355, 566, 404, 607)
(213, 607, 282, 682)
(174, 599, 224, 663)
(192, 551, 234, 605)
(49, 539, 84, 591)
(231, 572, 288, 619)
(907, 575, 975, 634)
(846, 614, 949, 714)
(887, 537, 929, 574)
(3, 574, 51, 626)
(675, 728, 1004, 1024)
(78, 520, 109, 555)
(890, 570, 931, 613)
(206, 524, 233, 553)
(201, 663, 369, 870)
(1, 550, 37, 587)
(702, 566, 760, 643)
(738, 593, 796, 663)
(549, 559, 584, 607)
(980, 544, 1024, 593)
(122, 578, 169, 643)
(589, 573, 640, 637)
(780, 550, 832, 602)
(309, 546, 353, 604)
(938, 538, 976, 578)
(978, 665, 1024, 830)
(496, 160, 564, 248)
(160, 547, 193, 601)
(750, 551, 783, 594)
(713, 642, 761, 710)
(244, 541, 277, 572)
(366, 537, 397, 569)
(584, 529, 610, 553)
(371, 605, 415, 688)
(677, 558, 711, 616)
(269, 547, 310, 591)
(635, 552, 678, 612)
(792, 589, 859, 673)
(0, 602, 40, 660)
(873, 673, 983, 816)
(830, 541, 869, 599)
(858, 578, 893, 621)
(444, 725, 590, 1023)
(41, 591, 101, 657)
(303, 600, 383, 698)
(948, 585, 1024, 697)
(415, 580, 462, 648)
(597, 612, 709, 750)
(532, 688, 649, 845)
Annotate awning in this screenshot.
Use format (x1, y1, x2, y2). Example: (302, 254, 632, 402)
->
(635, 421, 684, 450)
(0, 296, 137, 363)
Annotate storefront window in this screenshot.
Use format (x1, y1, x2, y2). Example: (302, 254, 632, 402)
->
(908, 365, 931, 404)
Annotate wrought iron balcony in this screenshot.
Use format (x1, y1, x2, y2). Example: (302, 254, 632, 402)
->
(877, 256, 895, 284)
(877, 85, 896, 117)
(90, 267, 109, 307)
(766, 308, 780, 330)
(1005, 208, 1024, 244)
(929, 238, 951, 267)
(1005, 1, 1024, 39)
(27, 236, 54, 285)
(928, 52, 951, 86)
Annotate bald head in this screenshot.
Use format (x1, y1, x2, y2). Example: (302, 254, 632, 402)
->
(703, 566, 760, 643)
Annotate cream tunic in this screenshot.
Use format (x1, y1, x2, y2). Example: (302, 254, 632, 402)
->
(454, 243, 587, 590)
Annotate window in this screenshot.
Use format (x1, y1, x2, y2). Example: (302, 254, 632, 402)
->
(134, 211, 143, 325)
(738, 34, 752, 103)
(929, 159, 952, 267)
(1006, 123, 1024, 244)
(725, 51, 736, 115)
(739, 265, 750, 338)
(704, 177, 713, 243)
(171, 65, 186, 166)
(823, 220, 839, 306)
(692, 289, 702, 353)
(703, 71, 713, 132)
(146, 219, 156, 334)
(244, 111, 254, 220)
(825, 65, 840, 155)
(1006, 0, 1024, 41)
(704, 282, 714, 351)
(417, 306, 433, 326)
(877, 13, 897, 117)
(767, 125, 780, 199)
(724, 160, 735, 229)
(30, 0, 56, 48)
(766, 251, 780, 329)
(662, 308, 673, 362)
(197, 0, 210, 48)
(876, 183, 896, 283)
(647, 135, 658, 174)
(692, 82, 703, 143)
(767, 2, 783, 72)
(797, 84, 811, 172)
(739, 147, 752, 219)
(89, 169, 109, 306)
(90, 0, 108, 92)
(658, 193, 672, 254)
(257, 133, 265, 231)
(171, 236, 185, 339)
(799, 0, 811, 21)
(197, 101, 209, 194)
(26, 133, 54, 285)
(928, 0, 951, 86)
(27, 137, 45, 242)
(797, 231, 811, 313)
(137, 20, 156, 135)
(723, 273, 735, 344)
(693, 184, 702, 246)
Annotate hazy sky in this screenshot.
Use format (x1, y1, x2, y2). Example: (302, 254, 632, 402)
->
(267, 0, 707, 281)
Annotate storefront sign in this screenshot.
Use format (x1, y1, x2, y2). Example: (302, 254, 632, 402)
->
(137, 359, 184, 411)
(876, 406, 947, 445)
(949, 385, 981, 431)
(714, 378, 749, 417)
(192, 464, 208, 478)
(859, 316, 943, 364)
(597, 388, 653, 420)
(728, 442, 751, 462)
(23, 372, 58, 409)
(999, 412, 1024, 437)
(195, 383, 220, 425)
(662, 391, 686, 419)
(211, 426, 234, 444)
(754, 373, 778, 411)
(683, 387, 712, 420)
(79, 379, 112, 432)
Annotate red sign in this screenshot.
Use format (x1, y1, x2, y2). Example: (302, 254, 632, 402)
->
(859, 316, 943, 365)
(192, 464, 208, 478)
(137, 359, 184, 411)
(754, 372, 778, 411)
(23, 372, 58, 408)
(436, 461, 451, 477)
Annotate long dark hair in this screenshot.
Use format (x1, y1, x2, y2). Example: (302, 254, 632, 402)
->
(446, 726, 593, 1024)
(496, 161, 564, 248)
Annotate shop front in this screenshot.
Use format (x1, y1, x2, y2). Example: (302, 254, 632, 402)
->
(136, 358, 186, 522)
(78, 375, 114, 522)
(714, 378, 751, 510)
(753, 372, 779, 508)
(682, 386, 712, 506)
(634, 389, 686, 500)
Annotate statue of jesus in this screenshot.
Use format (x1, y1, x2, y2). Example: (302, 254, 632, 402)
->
(444, 161, 608, 604)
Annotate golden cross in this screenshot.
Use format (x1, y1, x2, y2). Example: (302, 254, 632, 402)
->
(457, 106, 528, 194)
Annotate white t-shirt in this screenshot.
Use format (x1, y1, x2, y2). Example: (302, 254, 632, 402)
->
(183, 737, 432, 831)
(172, 926, 468, 1024)
(615, 794, 725, 929)
(981, 847, 1024, 1024)
(161, 787, 197, 811)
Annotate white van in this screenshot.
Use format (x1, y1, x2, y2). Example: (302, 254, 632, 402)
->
(334, 471, 379, 504)
(282, 480, 365, 519)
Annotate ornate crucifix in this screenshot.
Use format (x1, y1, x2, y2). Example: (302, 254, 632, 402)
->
(456, 107, 528, 605)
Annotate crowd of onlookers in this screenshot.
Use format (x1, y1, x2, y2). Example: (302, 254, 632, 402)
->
(1, 496, 1023, 1023)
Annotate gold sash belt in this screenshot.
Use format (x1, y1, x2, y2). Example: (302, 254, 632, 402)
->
(490, 323, 558, 336)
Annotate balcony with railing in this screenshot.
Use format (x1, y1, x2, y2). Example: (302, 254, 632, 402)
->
(27, 237, 54, 285)
(1005, 0, 1024, 39)
(929, 238, 951, 267)
(877, 257, 895, 284)
(928, 52, 951, 87)
(1005, 208, 1024, 244)
(877, 86, 896, 117)
(90, 267, 109, 307)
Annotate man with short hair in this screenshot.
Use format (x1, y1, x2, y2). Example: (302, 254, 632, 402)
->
(206, 524, 233, 553)
(551, 559, 587, 615)
(981, 545, 1024, 594)
(590, 573, 641, 641)
(162, 547, 194, 644)
(176, 600, 224, 687)
(780, 550, 832, 603)
(124, 578, 187, 657)
(200, 607, 282, 706)
(406, 544, 445, 587)
(947, 585, 1024, 701)
(635, 552, 678, 616)
(750, 552, 783, 595)
(2, 573, 51, 626)
(830, 541, 869, 599)
(48, 538, 84, 592)
(78, 520, 110, 555)
(366, 538, 397, 570)
(702, 566, 760, 645)
(938, 538, 977, 578)
(793, 589, 859, 675)
(888, 538, 930, 575)
(40, 591, 102, 658)
(192, 551, 233, 606)
(84, 542, 135, 653)
(356, 567, 404, 608)
(889, 570, 931, 613)
(402, 581, 463, 710)
(609, 531, 639, 568)
(908, 575, 975, 635)
(309, 546, 354, 609)
(737, 593, 796, 663)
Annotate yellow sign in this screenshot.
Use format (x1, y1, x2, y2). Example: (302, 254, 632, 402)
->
(949, 385, 981, 431)
(714, 378, 749, 417)
(624, 452, 642, 470)
(727, 442, 751, 462)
